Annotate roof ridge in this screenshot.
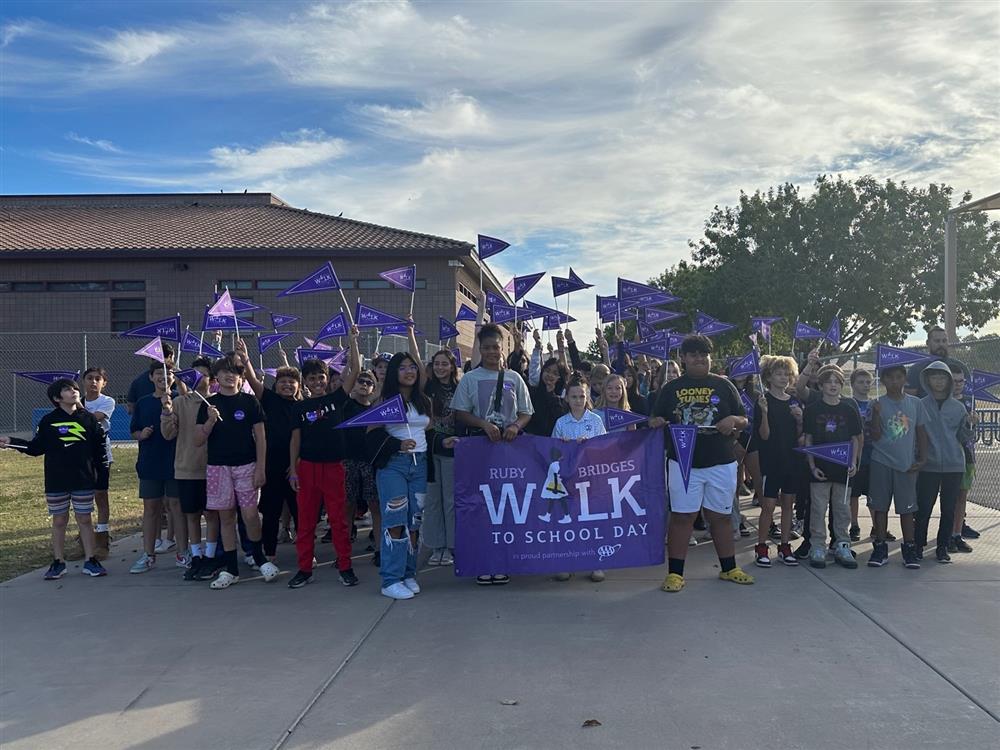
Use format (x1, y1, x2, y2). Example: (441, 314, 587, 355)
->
(269, 204, 471, 249)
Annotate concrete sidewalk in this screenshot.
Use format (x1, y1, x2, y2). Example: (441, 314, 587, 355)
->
(2, 504, 998, 750)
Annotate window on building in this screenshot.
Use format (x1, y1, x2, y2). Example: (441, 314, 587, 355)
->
(256, 280, 297, 290)
(11, 282, 45, 292)
(111, 298, 146, 331)
(113, 281, 146, 291)
(358, 279, 391, 290)
(458, 282, 478, 304)
(0, 282, 11, 292)
(49, 281, 111, 292)
(218, 280, 253, 290)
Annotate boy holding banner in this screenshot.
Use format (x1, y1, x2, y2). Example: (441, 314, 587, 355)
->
(652, 335, 754, 593)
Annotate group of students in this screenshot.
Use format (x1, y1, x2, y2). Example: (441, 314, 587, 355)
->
(2, 307, 980, 596)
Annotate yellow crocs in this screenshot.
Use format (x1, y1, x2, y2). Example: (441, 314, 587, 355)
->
(719, 566, 755, 585)
(661, 573, 685, 592)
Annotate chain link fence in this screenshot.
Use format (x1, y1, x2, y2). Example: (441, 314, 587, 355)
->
(0, 331, 446, 435)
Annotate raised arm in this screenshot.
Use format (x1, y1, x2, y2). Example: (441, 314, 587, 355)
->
(341, 324, 362, 394)
(235, 338, 265, 400)
(406, 317, 427, 391)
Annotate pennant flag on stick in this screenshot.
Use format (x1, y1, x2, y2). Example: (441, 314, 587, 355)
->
(14, 370, 80, 385)
(793, 321, 826, 340)
(568, 267, 592, 288)
(456, 303, 478, 322)
(751, 316, 783, 333)
(315, 312, 348, 342)
(181, 330, 224, 357)
(174, 368, 203, 390)
(490, 303, 518, 325)
(296, 348, 339, 367)
(477, 234, 510, 260)
(644, 308, 684, 325)
(972, 389, 1000, 404)
(451, 347, 463, 369)
(740, 391, 756, 422)
(380, 323, 424, 336)
(697, 318, 737, 337)
(597, 295, 619, 318)
(439, 317, 460, 341)
(271, 313, 299, 329)
(303, 337, 332, 350)
(379, 265, 416, 292)
(796, 441, 854, 467)
(552, 268, 593, 297)
(279, 261, 342, 297)
(202, 310, 265, 331)
(728, 349, 761, 379)
(618, 278, 664, 302)
(971, 369, 1000, 393)
(626, 291, 681, 308)
(135, 337, 166, 363)
(485, 291, 506, 312)
(669, 424, 697, 491)
(208, 289, 236, 317)
(263, 368, 278, 377)
(602, 407, 649, 431)
(825, 317, 841, 347)
(874, 344, 932, 370)
(259, 333, 291, 354)
(336, 394, 408, 429)
(215, 294, 263, 313)
(637, 321, 654, 339)
(629, 339, 670, 359)
(355, 302, 408, 328)
(543, 314, 562, 331)
(513, 272, 545, 301)
(120, 315, 181, 342)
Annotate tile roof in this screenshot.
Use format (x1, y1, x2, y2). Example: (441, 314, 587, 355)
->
(0, 193, 473, 255)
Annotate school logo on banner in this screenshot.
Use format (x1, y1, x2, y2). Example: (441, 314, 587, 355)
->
(453, 431, 666, 576)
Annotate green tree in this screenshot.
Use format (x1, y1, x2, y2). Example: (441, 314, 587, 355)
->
(650, 176, 1000, 354)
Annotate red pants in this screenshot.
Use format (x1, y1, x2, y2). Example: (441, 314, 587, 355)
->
(295, 460, 351, 573)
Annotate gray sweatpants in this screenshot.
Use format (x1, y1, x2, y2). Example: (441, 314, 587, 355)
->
(422, 454, 455, 550)
(809, 482, 850, 548)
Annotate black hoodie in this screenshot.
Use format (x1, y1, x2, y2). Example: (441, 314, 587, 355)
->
(11, 407, 108, 493)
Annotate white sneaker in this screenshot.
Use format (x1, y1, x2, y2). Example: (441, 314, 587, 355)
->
(259, 561, 280, 582)
(243, 553, 259, 570)
(558, 515, 572, 524)
(129, 552, 155, 574)
(427, 549, 443, 566)
(175, 553, 191, 569)
(210, 571, 239, 589)
(590, 569, 606, 582)
(154, 538, 175, 554)
(381, 582, 414, 600)
(402, 577, 421, 594)
(688, 535, 698, 547)
(537, 512, 551, 522)
(439, 549, 454, 566)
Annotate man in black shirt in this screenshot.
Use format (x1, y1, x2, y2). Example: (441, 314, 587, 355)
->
(651, 335, 754, 592)
(905, 326, 970, 398)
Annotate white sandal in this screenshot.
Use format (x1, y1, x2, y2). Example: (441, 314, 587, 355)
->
(210, 571, 239, 589)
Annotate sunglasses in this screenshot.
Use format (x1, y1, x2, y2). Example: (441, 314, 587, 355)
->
(357, 379, 376, 386)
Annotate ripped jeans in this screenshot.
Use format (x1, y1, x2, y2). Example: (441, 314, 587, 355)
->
(376, 452, 428, 588)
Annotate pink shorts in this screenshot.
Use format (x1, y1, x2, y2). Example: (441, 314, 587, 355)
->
(206, 463, 258, 510)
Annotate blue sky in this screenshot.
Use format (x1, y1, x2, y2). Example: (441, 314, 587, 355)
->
(3, 0, 998, 343)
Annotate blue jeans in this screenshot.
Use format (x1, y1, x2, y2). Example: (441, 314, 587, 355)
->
(376, 453, 428, 587)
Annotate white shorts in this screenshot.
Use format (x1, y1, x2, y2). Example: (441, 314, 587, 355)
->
(668, 460, 738, 514)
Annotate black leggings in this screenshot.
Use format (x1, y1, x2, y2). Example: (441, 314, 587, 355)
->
(259, 477, 298, 556)
(915, 471, 962, 549)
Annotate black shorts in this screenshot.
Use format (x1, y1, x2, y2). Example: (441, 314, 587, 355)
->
(762, 471, 798, 498)
(177, 479, 207, 514)
(94, 464, 110, 492)
(851, 462, 871, 497)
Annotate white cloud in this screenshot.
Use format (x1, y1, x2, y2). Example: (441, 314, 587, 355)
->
(360, 91, 491, 139)
(209, 130, 348, 181)
(89, 29, 179, 66)
(66, 132, 121, 153)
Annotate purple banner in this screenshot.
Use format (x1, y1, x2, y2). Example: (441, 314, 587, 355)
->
(874, 344, 932, 369)
(202, 309, 265, 331)
(625, 292, 680, 308)
(259, 333, 290, 353)
(489, 303, 518, 325)
(643, 308, 683, 325)
(729, 349, 760, 378)
(597, 295, 618, 317)
(668, 424, 697, 491)
(120, 315, 181, 342)
(296, 348, 339, 367)
(135, 337, 166, 363)
(271, 313, 299, 329)
(315, 312, 348, 341)
(485, 290, 507, 312)
(174, 368, 203, 389)
(793, 321, 826, 340)
(456, 303, 478, 322)
(477, 234, 510, 260)
(181, 330, 224, 357)
(454, 431, 666, 576)
(439, 317, 460, 341)
(14, 370, 80, 385)
(973, 389, 1000, 404)
(278, 261, 341, 297)
(697, 320, 736, 337)
(513, 272, 545, 301)
(552, 273, 590, 297)
(795, 441, 853, 467)
(602, 408, 649, 431)
(637, 321, 654, 339)
(355, 302, 407, 328)
(568, 267, 591, 288)
(336, 394, 407, 429)
(693, 311, 716, 332)
(380, 323, 423, 336)
(971, 369, 1000, 393)
(617, 278, 661, 302)
(825, 317, 841, 347)
(379, 265, 417, 292)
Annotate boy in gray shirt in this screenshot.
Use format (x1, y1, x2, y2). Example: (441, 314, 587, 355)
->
(867, 365, 928, 569)
(914, 361, 973, 564)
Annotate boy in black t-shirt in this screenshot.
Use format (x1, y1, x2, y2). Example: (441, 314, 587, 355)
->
(802, 365, 863, 570)
(196, 354, 277, 589)
(651, 335, 754, 593)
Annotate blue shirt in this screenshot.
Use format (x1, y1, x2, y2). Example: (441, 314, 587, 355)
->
(552, 410, 607, 441)
(130, 393, 176, 480)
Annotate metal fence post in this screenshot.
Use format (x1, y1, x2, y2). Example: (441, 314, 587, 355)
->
(12, 373, 17, 432)
(83, 333, 88, 372)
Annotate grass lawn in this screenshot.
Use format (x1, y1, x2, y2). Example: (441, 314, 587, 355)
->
(0, 445, 142, 581)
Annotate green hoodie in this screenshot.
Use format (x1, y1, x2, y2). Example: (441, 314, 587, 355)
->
(918, 361, 972, 473)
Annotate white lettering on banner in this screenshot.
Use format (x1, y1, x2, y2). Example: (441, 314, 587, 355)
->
(480, 483, 535, 524)
(576, 460, 636, 478)
(613, 523, 648, 538)
(609, 475, 645, 519)
(575, 482, 609, 522)
(488, 467, 527, 480)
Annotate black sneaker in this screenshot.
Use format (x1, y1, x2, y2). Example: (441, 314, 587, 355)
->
(961, 523, 980, 540)
(793, 540, 812, 560)
(952, 536, 973, 553)
(885, 530, 897, 542)
(901, 543, 920, 569)
(867, 542, 889, 567)
(849, 525, 861, 542)
(183, 556, 204, 581)
(339, 568, 359, 586)
(936, 546, 952, 564)
(914, 545, 923, 561)
(288, 570, 312, 588)
(371, 550, 381, 567)
(193, 559, 224, 581)
(44, 559, 67, 580)
(769, 523, 781, 540)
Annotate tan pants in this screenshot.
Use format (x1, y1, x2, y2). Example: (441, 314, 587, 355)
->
(809, 482, 850, 548)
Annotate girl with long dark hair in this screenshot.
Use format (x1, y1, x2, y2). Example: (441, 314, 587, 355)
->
(423, 349, 461, 565)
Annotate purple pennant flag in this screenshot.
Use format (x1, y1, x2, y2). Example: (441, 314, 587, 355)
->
(542, 314, 562, 331)
(379, 265, 416, 292)
(568, 267, 592, 289)
(551, 275, 579, 297)
(329, 348, 348, 373)
(439, 317, 460, 341)
(271, 313, 299, 329)
(972, 388, 1000, 404)
(971, 369, 1000, 393)
(643, 308, 684, 325)
(795, 441, 853, 467)
(279, 261, 341, 297)
(477, 234, 510, 260)
(629, 339, 670, 359)
(135, 337, 166, 363)
(793, 321, 826, 340)
(669, 424, 698, 491)
(618, 278, 663, 302)
(379, 323, 424, 336)
(336, 394, 408, 429)
(485, 290, 507, 312)
(759, 320, 772, 341)
(729, 349, 761, 379)
(602, 407, 649, 431)
(626, 291, 681, 308)
(296, 348, 339, 367)
(202, 309, 265, 331)
(14, 370, 80, 385)
(513, 272, 545, 302)
(263, 368, 278, 378)
(355, 302, 408, 328)
(825, 317, 841, 347)
(174, 368, 203, 390)
(303, 337, 332, 350)
(451, 347, 463, 369)
(698, 320, 737, 337)
(490, 303, 518, 325)
(522, 299, 560, 318)
(181, 330, 224, 357)
(667, 333, 685, 351)
(693, 311, 717, 332)
(874, 344, 932, 370)
(456, 303, 478, 322)
(637, 321, 654, 339)
(751, 316, 783, 332)
(215, 294, 263, 313)
(315, 312, 348, 342)
(120, 315, 181, 342)
(601, 307, 638, 323)
(740, 391, 756, 424)
(259, 333, 291, 354)
(596, 295, 617, 317)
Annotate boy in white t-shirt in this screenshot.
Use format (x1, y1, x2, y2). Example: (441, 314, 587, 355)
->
(83, 367, 116, 559)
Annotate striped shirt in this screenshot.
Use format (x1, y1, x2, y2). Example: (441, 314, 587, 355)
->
(552, 410, 607, 441)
